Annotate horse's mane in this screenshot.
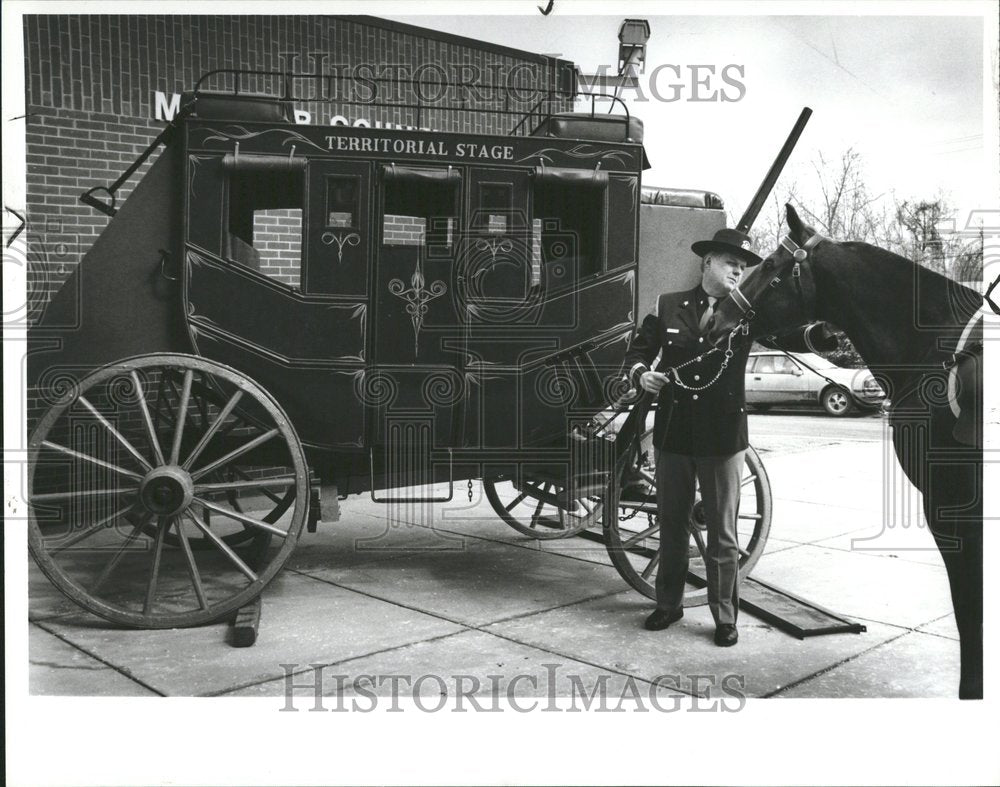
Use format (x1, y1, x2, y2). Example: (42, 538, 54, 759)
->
(838, 240, 982, 319)
(839, 241, 983, 304)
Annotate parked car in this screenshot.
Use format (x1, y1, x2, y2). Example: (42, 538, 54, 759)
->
(745, 352, 885, 416)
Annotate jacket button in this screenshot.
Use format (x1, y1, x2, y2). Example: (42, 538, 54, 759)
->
(667, 340, 672, 345)
(692, 394, 699, 400)
(694, 374, 700, 381)
(698, 337, 704, 343)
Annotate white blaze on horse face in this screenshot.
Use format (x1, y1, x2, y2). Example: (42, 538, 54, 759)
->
(702, 252, 747, 298)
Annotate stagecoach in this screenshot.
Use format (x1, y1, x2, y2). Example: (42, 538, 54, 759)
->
(26, 70, 774, 629)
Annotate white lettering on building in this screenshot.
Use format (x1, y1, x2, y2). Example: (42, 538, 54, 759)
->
(154, 91, 181, 121)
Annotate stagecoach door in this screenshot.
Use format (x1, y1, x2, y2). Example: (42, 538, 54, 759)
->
(371, 164, 466, 449)
(184, 153, 371, 448)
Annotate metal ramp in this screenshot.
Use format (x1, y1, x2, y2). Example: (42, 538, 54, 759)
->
(576, 529, 866, 638)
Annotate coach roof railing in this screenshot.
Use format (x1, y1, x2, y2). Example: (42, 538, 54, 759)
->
(191, 68, 631, 138)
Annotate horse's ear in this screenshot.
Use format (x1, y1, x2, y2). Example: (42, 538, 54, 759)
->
(785, 203, 805, 242)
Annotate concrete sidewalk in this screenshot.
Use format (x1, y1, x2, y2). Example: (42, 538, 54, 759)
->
(28, 427, 961, 699)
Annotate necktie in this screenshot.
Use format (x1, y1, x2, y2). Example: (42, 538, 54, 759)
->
(699, 296, 717, 332)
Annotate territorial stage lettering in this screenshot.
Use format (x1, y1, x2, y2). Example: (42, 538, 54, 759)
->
(326, 134, 514, 160)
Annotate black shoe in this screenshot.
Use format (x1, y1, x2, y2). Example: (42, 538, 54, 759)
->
(644, 608, 683, 631)
(714, 623, 738, 647)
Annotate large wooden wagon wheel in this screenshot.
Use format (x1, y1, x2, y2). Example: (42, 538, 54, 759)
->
(603, 424, 771, 606)
(483, 473, 603, 539)
(27, 353, 309, 628)
(150, 367, 295, 554)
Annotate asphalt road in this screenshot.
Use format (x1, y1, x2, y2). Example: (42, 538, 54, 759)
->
(748, 409, 887, 455)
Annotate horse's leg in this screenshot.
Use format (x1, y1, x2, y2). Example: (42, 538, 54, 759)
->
(891, 423, 983, 699)
(923, 460, 983, 700)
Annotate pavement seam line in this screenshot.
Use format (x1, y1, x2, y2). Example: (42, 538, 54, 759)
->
(30, 621, 167, 697)
(276, 572, 693, 695)
(286, 566, 627, 631)
(204, 628, 474, 697)
(461, 624, 702, 699)
(762, 629, 914, 698)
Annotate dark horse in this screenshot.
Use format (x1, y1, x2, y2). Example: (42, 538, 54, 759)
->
(707, 204, 984, 699)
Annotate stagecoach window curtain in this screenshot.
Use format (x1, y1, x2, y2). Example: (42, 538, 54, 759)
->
(381, 164, 460, 219)
(532, 165, 609, 190)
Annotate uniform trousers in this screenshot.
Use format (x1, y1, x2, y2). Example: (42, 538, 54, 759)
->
(654, 449, 745, 625)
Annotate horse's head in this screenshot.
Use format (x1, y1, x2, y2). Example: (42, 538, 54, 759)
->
(707, 204, 826, 346)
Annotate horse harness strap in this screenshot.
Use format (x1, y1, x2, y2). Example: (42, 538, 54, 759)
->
(778, 232, 825, 319)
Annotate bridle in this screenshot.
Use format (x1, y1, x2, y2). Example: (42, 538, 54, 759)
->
(726, 231, 827, 333)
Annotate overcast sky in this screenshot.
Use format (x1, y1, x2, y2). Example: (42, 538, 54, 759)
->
(392, 10, 992, 231)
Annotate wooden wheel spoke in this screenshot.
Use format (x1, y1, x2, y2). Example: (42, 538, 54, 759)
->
(623, 522, 660, 550)
(90, 513, 153, 594)
(169, 370, 194, 465)
(32, 487, 136, 504)
(77, 395, 153, 471)
(184, 511, 258, 581)
(738, 512, 762, 520)
(50, 502, 138, 555)
(190, 428, 280, 481)
(640, 551, 660, 581)
(504, 489, 530, 512)
(741, 474, 758, 487)
(182, 390, 244, 471)
(143, 516, 170, 614)
(691, 528, 708, 561)
(194, 497, 289, 538)
(41, 440, 143, 481)
(193, 475, 295, 494)
(130, 371, 167, 466)
(175, 517, 209, 610)
(232, 466, 282, 506)
(529, 494, 546, 528)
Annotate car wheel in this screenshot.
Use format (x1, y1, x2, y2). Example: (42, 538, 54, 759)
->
(821, 386, 854, 417)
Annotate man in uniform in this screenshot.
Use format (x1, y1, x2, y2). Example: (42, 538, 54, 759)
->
(623, 227, 762, 647)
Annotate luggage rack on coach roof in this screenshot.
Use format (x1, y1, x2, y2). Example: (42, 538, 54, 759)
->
(188, 68, 638, 141)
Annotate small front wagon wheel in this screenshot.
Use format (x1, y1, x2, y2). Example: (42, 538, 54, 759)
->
(603, 431, 772, 606)
(483, 476, 603, 539)
(28, 353, 309, 629)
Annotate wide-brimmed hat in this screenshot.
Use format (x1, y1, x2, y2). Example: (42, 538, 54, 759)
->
(691, 228, 762, 266)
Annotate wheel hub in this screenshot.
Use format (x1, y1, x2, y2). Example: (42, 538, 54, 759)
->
(691, 500, 707, 530)
(139, 465, 194, 516)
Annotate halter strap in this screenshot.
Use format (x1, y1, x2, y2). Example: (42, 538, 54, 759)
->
(780, 231, 827, 261)
(729, 284, 754, 315)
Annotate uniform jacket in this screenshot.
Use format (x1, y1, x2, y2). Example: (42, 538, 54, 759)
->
(624, 285, 753, 456)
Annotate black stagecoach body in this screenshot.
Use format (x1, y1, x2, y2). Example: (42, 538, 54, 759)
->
(26, 78, 772, 629)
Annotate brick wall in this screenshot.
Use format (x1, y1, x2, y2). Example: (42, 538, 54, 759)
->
(24, 14, 571, 313)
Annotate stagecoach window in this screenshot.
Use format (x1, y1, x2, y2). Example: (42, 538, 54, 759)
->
(533, 177, 605, 280)
(326, 176, 359, 229)
(227, 168, 304, 290)
(382, 176, 457, 251)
